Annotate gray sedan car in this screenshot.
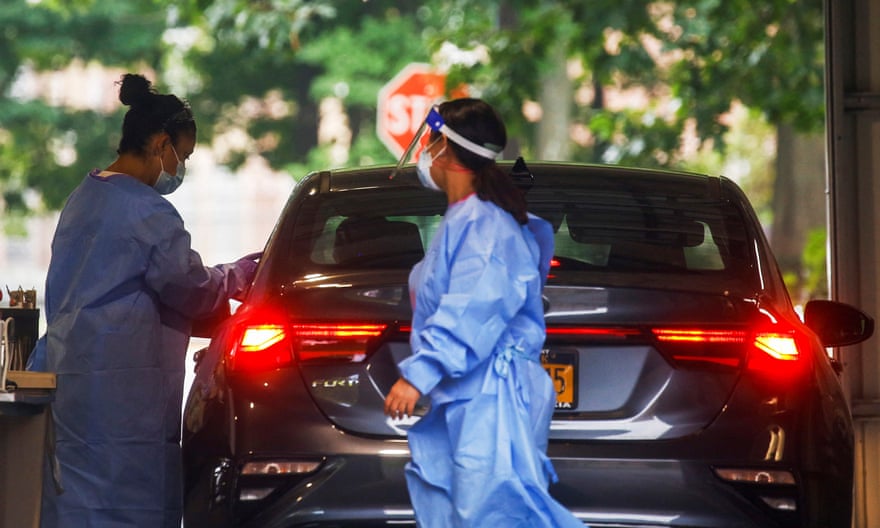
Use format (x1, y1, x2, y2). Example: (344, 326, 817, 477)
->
(183, 160, 872, 527)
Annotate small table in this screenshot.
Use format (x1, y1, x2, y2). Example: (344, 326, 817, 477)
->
(0, 371, 56, 528)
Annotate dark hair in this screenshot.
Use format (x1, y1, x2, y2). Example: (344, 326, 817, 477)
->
(116, 73, 196, 155)
(434, 98, 527, 224)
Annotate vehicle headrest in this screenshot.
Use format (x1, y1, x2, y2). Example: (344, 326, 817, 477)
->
(334, 217, 425, 267)
(565, 208, 705, 247)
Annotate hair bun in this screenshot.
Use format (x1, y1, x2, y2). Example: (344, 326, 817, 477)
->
(118, 73, 155, 107)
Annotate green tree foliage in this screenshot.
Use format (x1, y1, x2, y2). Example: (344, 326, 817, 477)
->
(0, 0, 167, 213)
(165, 1, 434, 169)
(426, 0, 823, 168)
(1, 0, 824, 211)
(664, 0, 825, 139)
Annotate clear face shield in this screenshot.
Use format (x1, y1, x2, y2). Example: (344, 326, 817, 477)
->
(388, 106, 502, 180)
(388, 107, 445, 180)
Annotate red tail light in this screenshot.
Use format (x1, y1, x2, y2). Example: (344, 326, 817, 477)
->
(227, 315, 388, 371)
(241, 325, 286, 351)
(290, 323, 387, 361)
(747, 330, 802, 373)
(652, 328, 748, 368)
(229, 320, 292, 371)
(653, 328, 748, 344)
(752, 331, 800, 360)
(651, 324, 805, 373)
(546, 326, 641, 339)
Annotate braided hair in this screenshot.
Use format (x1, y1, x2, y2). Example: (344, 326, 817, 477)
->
(433, 98, 527, 224)
(116, 73, 195, 156)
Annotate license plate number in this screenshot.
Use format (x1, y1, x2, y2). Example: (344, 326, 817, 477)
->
(541, 350, 577, 409)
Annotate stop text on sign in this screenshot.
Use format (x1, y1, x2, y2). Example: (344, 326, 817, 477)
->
(376, 63, 459, 159)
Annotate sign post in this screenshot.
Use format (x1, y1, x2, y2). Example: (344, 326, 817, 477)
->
(376, 63, 449, 159)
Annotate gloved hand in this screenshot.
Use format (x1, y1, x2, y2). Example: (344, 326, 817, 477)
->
(236, 257, 258, 282)
(240, 251, 263, 262)
(237, 251, 260, 276)
(228, 252, 262, 300)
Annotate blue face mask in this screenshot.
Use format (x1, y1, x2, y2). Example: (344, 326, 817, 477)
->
(154, 145, 186, 195)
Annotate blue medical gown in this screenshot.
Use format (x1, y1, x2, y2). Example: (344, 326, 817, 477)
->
(28, 171, 254, 528)
(399, 195, 582, 527)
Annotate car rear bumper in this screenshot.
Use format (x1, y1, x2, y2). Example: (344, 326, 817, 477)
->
(551, 456, 794, 527)
(236, 454, 414, 528)
(190, 449, 803, 528)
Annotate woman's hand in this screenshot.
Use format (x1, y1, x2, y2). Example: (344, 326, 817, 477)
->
(384, 378, 422, 418)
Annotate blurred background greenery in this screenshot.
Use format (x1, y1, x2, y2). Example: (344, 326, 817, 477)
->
(0, 0, 827, 302)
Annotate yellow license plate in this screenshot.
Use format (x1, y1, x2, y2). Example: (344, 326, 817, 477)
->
(541, 350, 578, 410)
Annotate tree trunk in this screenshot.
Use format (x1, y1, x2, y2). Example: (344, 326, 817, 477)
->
(770, 124, 827, 303)
(536, 47, 572, 161)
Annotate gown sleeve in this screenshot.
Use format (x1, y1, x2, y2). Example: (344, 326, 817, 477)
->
(399, 210, 538, 396)
(142, 202, 251, 319)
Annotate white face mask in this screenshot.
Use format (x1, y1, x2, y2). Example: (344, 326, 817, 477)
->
(416, 142, 443, 192)
(154, 145, 186, 195)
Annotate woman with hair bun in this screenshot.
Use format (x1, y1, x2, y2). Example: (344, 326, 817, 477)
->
(384, 98, 582, 527)
(28, 73, 259, 527)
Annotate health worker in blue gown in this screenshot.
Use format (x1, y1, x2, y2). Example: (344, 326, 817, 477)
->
(383, 98, 583, 527)
(27, 73, 259, 528)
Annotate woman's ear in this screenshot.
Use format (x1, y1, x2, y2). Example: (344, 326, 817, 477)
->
(149, 131, 171, 156)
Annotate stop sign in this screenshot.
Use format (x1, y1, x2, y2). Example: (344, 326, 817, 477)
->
(377, 63, 452, 159)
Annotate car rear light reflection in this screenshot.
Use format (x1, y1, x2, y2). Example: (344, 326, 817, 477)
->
(239, 487, 275, 501)
(241, 460, 322, 476)
(760, 496, 797, 511)
(238, 460, 323, 502)
(713, 468, 796, 485)
(713, 468, 798, 513)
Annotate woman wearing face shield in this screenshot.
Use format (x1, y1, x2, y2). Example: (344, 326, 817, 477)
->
(27, 73, 259, 528)
(383, 98, 582, 527)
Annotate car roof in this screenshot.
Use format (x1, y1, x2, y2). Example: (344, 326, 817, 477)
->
(305, 160, 725, 196)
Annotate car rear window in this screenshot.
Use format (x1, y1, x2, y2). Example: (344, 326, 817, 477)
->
(530, 188, 751, 274)
(293, 188, 447, 270)
(310, 213, 442, 268)
(284, 174, 755, 288)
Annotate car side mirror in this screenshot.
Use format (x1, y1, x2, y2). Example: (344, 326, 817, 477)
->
(803, 299, 875, 348)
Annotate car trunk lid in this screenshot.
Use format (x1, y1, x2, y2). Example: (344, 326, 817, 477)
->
(234, 273, 789, 442)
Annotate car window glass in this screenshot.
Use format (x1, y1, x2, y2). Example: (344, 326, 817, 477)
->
(295, 188, 447, 270)
(311, 216, 343, 264)
(528, 181, 751, 278)
(683, 222, 724, 270)
(283, 174, 754, 293)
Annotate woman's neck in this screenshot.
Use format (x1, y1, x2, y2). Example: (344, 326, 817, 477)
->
(106, 153, 155, 187)
(444, 176, 475, 204)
